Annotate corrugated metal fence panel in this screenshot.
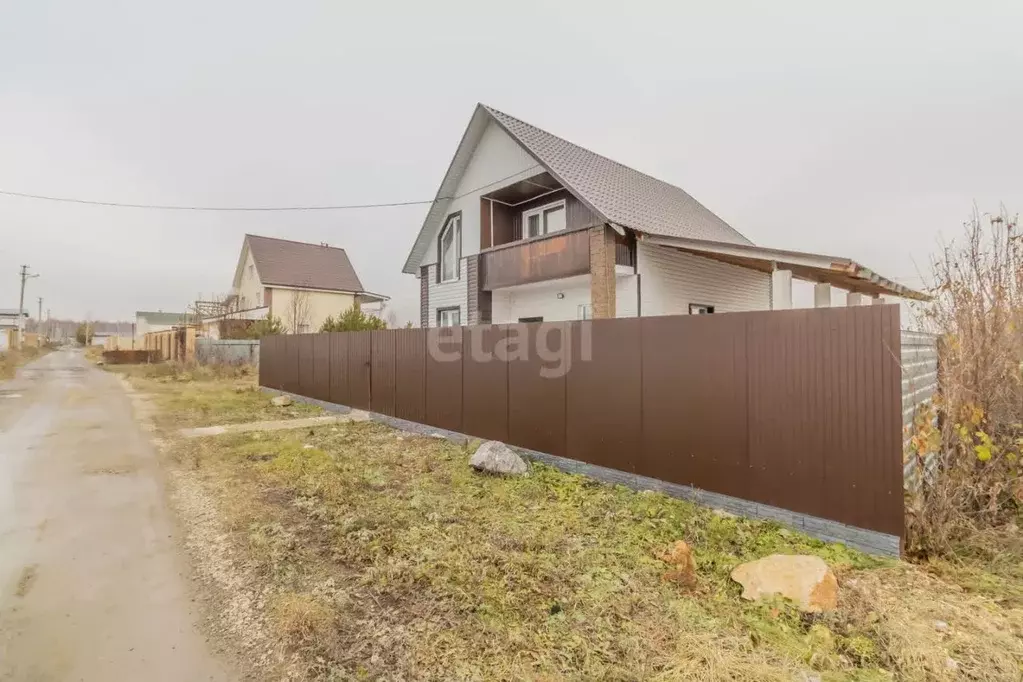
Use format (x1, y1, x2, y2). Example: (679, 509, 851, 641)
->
(747, 306, 903, 536)
(424, 328, 463, 432)
(507, 323, 568, 457)
(268, 306, 906, 537)
(328, 333, 350, 407)
(901, 329, 939, 493)
(640, 314, 750, 500)
(371, 331, 396, 416)
(285, 335, 301, 395)
(311, 334, 331, 402)
(258, 337, 275, 388)
(297, 335, 317, 399)
(348, 332, 372, 410)
(566, 319, 642, 471)
(462, 325, 509, 442)
(393, 329, 427, 424)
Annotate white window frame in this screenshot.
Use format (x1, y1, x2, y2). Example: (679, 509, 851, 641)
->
(438, 214, 461, 283)
(578, 304, 593, 320)
(689, 303, 715, 315)
(437, 307, 461, 328)
(521, 200, 566, 240)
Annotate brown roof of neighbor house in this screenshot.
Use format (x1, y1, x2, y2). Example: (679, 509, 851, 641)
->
(246, 234, 365, 292)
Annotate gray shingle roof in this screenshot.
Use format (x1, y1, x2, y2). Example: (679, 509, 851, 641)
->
(482, 105, 753, 246)
(247, 234, 365, 292)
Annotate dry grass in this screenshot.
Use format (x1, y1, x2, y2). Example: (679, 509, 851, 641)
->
(162, 413, 1023, 681)
(0, 345, 49, 380)
(113, 364, 322, 429)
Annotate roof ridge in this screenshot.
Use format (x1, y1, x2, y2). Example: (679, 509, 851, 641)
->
(246, 233, 348, 252)
(480, 103, 753, 246)
(481, 104, 702, 198)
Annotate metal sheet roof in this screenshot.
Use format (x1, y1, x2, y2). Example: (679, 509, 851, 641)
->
(246, 234, 365, 292)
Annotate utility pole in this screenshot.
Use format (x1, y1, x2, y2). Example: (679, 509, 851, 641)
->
(17, 265, 39, 350)
(37, 297, 43, 336)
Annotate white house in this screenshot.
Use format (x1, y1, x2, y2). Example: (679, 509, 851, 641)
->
(403, 104, 926, 327)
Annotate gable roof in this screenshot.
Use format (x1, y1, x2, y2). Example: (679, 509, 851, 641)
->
(403, 103, 752, 274)
(244, 234, 365, 292)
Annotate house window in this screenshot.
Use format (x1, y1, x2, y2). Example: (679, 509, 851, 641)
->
(689, 303, 715, 315)
(438, 214, 461, 283)
(578, 304, 593, 320)
(437, 307, 461, 327)
(518, 316, 543, 323)
(522, 200, 566, 239)
(248, 264, 254, 278)
(255, 292, 261, 307)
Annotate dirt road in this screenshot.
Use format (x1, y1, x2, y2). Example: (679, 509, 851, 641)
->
(0, 350, 233, 681)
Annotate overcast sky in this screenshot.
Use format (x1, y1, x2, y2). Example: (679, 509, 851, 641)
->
(1, 1, 1021, 323)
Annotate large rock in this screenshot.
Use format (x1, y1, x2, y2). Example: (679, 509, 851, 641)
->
(469, 441, 528, 476)
(271, 394, 293, 407)
(730, 554, 838, 613)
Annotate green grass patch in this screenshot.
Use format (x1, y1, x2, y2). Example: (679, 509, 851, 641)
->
(118, 369, 322, 428)
(148, 375, 1023, 681)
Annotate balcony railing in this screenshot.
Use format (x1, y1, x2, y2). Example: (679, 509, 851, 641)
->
(480, 229, 591, 291)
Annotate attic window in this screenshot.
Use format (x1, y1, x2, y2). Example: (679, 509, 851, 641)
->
(439, 213, 461, 283)
(248, 264, 254, 278)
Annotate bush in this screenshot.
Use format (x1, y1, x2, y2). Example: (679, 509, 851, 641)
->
(75, 323, 94, 345)
(320, 307, 386, 332)
(245, 315, 285, 339)
(909, 207, 1023, 556)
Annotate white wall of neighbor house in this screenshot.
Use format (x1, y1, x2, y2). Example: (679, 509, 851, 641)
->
(270, 287, 355, 333)
(419, 121, 539, 268)
(236, 249, 264, 309)
(636, 242, 771, 316)
(425, 261, 469, 327)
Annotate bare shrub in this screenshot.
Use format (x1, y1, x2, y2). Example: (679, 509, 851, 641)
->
(910, 207, 1023, 556)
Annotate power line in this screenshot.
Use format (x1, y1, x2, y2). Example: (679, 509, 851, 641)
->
(0, 165, 543, 212)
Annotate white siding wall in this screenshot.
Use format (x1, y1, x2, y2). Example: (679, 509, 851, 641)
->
(491, 277, 591, 324)
(420, 122, 538, 268)
(616, 273, 639, 317)
(490, 274, 640, 323)
(637, 242, 770, 316)
(425, 261, 469, 327)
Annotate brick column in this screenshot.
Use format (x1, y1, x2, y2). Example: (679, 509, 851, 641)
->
(589, 225, 616, 318)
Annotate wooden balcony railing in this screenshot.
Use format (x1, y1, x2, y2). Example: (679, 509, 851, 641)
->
(480, 229, 591, 291)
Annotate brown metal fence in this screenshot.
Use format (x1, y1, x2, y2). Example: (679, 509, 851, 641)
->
(260, 305, 904, 537)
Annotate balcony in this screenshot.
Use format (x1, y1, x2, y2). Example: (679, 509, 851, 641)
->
(480, 229, 591, 290)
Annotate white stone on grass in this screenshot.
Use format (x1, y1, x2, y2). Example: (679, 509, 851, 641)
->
(469, 441, 528, 476)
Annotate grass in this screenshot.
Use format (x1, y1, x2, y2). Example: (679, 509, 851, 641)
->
(167, 415, 1023, 681)
(112, 362, 322, 428)
(0, 345, 50, 380)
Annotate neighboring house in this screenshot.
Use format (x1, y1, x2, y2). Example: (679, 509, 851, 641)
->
(232, 234, 387, 333)
(135, 311, 188, 341)
(403, 104, 926, 327)
(0, 309, 29, 351)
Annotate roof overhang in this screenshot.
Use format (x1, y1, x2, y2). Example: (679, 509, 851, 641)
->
(639, 234, 931, 301)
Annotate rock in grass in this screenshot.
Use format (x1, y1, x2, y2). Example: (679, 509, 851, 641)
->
(469, 441, 528, 476)
(271, 394, 293, 407)
(730, 554, 838, 613)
